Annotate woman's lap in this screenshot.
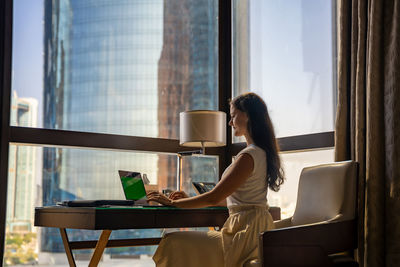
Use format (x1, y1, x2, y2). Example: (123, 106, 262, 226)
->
(152, 205, 273, 267)
(153, 230, 224, 267)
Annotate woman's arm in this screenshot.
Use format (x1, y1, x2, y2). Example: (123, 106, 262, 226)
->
(147, 153, 254, 208)
(215, 198, 227, 207)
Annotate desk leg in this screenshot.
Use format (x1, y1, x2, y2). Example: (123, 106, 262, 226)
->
(89, 230, 112, 267)
(59, 228, 76, 267)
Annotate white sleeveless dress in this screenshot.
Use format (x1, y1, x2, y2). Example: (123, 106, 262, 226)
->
(152, 145, 274, 267)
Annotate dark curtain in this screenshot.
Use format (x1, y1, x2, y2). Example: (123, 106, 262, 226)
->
(335, 0, 400, 266)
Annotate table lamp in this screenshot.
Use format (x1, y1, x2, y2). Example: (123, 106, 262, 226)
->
(176, 110, 226, 190)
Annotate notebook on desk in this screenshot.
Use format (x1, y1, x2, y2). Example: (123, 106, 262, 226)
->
(57, 170, 159, 207)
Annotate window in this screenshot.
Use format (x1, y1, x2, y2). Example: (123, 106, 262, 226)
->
(12, 0, 219, 139)
(232, 0, 336, 217)
(232, 0, 336, 139)
(5, 145, 218, 265)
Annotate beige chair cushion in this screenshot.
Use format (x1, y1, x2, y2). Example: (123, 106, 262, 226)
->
(277, 161, 357, 227)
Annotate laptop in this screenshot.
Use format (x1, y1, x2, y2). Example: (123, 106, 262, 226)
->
(57, 170, 158, 207)
(118, 170, 156, 205)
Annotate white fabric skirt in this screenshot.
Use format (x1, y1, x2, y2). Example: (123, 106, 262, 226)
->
(152, 204, 274, 267)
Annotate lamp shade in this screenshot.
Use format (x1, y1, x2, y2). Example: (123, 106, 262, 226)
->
(180, 110, 226, 147)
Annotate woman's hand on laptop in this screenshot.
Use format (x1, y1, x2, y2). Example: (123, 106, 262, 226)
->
(147, 191, 173, 206)
(169, 191, 189, 200)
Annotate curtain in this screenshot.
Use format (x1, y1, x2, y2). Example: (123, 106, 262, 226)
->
(335, 0, 400, 266)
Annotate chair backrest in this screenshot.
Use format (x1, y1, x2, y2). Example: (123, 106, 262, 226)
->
(291, 161, 358, 226)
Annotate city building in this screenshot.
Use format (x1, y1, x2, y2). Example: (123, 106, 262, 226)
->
(7, 91, 38, 233)
(157, 0, 219, 192)
(42, 0, 162, 254)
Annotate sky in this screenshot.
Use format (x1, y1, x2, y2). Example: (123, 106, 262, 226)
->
(249, 0, 334, 137)
(12, 0, 44, 127)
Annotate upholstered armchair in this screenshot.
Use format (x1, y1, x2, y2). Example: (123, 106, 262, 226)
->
(254, 161, 359, 267)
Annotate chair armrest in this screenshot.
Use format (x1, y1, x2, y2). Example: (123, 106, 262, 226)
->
(259, 219, 357, 267)
(325, 213, 344, 223)
(273, 214, 345, 229)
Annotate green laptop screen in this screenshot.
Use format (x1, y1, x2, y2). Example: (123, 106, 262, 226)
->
(120, 176, 146, 200)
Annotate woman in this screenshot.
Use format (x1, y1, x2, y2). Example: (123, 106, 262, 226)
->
(148, 92, 284, 267)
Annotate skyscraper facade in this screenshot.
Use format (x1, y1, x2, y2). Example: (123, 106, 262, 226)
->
(157, 0, 218, 190)
(7, 91, 38, 233)
(42, 0, 162, 254)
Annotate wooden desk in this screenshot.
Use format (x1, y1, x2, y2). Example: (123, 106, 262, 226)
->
(35, 206, 280, 267)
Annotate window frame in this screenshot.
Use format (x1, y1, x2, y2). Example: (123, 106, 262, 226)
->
(0, 0, 334, 263)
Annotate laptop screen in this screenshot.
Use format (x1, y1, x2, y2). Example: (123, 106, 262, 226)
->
(118, 171, 147, 200)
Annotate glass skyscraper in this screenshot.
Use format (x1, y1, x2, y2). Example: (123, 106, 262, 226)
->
(42, 0, 218, 256)
(7, 91, 38, 233)
(157, 0, 218, 190)
(43, 0, 162, 254)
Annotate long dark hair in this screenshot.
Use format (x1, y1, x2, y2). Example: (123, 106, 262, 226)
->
(231, 92, 284, 192)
